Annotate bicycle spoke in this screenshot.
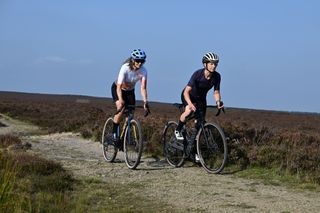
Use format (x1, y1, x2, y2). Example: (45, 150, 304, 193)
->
(197, 123, 227, 174)
(102, 117, 117, 162)
(163, 121, 185, 167)
(124, 119, 143, 169)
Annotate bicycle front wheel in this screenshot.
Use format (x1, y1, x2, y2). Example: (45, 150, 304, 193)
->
(101, 117, 117, 162)
(197, 122, 227, 174)
(124, 119, 143, 169)
(163, 121, 185, 167)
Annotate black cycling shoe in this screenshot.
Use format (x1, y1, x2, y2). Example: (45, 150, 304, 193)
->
(115, 140, 124, 151)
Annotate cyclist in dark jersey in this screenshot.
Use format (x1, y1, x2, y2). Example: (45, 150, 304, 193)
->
(175, 52, 225, 141)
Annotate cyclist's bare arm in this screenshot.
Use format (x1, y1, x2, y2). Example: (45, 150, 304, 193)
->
(114, 83, 125, 123)
(140, 78, 148, 103)
(214, 90, 224, 109)
(139, 78, 151, 116)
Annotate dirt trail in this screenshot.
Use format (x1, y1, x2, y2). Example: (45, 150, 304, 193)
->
(1, 114, 319, 212)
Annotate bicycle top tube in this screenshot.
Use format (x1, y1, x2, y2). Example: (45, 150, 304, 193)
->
(173, 103, 225, 119)
(115, 104, 146, 116)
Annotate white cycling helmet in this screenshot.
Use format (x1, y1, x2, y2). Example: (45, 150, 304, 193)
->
(131, 49, 147, 60)
(202, 52, 219, 64)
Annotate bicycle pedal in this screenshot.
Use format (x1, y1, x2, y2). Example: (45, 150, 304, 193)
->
(115, 140, 123, 150)
(104, 136, 114, 146)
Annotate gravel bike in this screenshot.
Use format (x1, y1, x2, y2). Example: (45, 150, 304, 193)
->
(163, 103, 227, 174)
(101, 105, 149, 169)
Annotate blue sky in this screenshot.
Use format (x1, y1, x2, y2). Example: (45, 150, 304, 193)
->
(0, 0, 319, 113)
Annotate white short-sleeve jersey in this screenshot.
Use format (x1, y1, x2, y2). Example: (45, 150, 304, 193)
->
(116, 63, 148, 91)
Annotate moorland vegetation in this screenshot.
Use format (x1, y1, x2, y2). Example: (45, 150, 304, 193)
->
(1, 91, 320, 186)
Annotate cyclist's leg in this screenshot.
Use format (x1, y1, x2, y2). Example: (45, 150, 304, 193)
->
(179, 88, 194, 122)
(175, 89, 193, 139)
(111, 82, 123, 140)
(113, 84, 137, 151)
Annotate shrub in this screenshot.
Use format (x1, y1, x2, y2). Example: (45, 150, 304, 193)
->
(1, 92, 320, 185)
(0, 151, 74, 212)
(0, 135, 22, 148)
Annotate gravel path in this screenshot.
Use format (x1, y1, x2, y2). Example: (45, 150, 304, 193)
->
(1, 114, 319, 212)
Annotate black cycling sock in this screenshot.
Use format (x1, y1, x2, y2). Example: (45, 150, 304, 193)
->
(176, 120, 186, 131)
(112, 122, 119, 135)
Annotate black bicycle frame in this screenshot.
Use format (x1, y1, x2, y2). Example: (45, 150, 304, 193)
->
(184, 110, 205, 156)
(176, 103, 223, 157)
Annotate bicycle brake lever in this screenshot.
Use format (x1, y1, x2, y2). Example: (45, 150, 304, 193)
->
(215, 108, 225, 116)
(114, 107, 124, 116)
(215, 109, 221, 116)
(144, 109, 151, 117)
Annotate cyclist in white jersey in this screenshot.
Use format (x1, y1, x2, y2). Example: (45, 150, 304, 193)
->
(111, 49, 150, 141)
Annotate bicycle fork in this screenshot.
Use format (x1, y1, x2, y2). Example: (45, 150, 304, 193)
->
(126, 116, 138, 146)
(202, 125, 219, 152)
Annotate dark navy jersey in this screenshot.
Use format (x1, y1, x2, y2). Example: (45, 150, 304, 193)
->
(187, 68, 221, 101)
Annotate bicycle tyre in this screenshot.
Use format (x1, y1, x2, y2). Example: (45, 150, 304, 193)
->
(101, 117, 118, 162)
(163, 121, 185, 167)
(124, 119, 143, 169)
(197, 122, 227, 174)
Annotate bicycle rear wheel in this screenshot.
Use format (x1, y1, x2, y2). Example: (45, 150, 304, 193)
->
(124, 119, 143, 169)
(163, 121, 185, 167)
(197, 122, 227, 174)
(101, 117, 117, 162)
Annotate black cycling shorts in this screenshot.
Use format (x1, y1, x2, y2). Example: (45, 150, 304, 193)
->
(111, 82, 136, 107)
(181, 89, 207, 117)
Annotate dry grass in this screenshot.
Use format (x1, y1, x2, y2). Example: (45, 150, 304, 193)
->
(0, 135, 75, 212)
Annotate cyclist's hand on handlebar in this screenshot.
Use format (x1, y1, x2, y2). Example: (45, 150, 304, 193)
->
(216, 101, 224, 109)
(144, 101, 151, 117)
(116, 100, 124, 111)
(188, 103, 196, 112)
(115, 100, 124, 115)
(215, 101, 225, 116)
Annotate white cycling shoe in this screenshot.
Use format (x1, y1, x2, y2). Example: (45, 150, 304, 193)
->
(174, 130, 184, 140)
(195, 154, 200, 163)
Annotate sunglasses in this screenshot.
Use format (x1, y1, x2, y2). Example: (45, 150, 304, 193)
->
(134, 59, 145, 64)
(207, 61, 218, 65)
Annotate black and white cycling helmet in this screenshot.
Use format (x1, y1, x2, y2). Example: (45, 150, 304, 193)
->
(131, 49, 147, 60)
(202, 52, 219, 64)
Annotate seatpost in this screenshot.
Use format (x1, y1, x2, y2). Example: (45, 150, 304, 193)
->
(126, 106, 135, 121)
